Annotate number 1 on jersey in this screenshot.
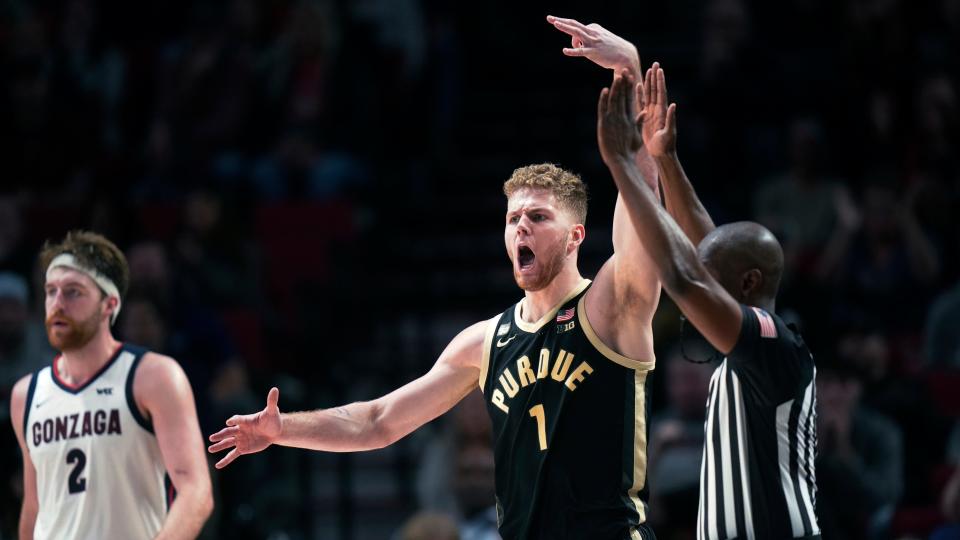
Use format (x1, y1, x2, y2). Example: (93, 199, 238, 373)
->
(528, 404, 547, 451)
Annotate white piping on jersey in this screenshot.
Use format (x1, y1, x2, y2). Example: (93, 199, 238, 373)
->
(732, 369, 756, 540)
(776, 399, 805, 537)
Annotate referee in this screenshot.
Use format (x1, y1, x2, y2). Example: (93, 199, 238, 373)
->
(597, 66, 820, 540)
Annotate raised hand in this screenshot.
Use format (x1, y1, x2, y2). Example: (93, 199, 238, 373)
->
(597, 70, 641, 166)
(208, 387, 282, 469)
(547, 15, 640, 75)
(637, 62, 678, 158)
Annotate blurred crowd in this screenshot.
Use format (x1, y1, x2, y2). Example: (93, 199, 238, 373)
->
(1, 0, 958, 539)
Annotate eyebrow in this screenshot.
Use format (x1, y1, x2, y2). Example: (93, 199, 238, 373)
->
(46, 279, 94, 290)
(507, 206, 554, 215)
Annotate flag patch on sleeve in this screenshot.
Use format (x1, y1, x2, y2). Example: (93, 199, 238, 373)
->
(751, 307, 778, 338)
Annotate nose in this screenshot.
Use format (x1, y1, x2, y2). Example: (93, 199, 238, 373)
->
(47, 290, 65, 312)
(515, 214, 532, 236)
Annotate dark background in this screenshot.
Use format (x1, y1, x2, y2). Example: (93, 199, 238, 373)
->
(1, 0, 958, 539)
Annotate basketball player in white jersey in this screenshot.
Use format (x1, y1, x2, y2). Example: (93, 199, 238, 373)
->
(9, 231, 213, 540)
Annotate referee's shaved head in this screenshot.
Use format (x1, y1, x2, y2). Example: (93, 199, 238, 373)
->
(697, 222, 784, 310)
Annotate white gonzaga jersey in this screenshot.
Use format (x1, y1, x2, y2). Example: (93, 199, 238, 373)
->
(23, 344, 170, 540)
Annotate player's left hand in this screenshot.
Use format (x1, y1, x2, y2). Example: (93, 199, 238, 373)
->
(547, 15, 639, 75)
(638, 62, 679, 158)
(597, 70, 641, 166)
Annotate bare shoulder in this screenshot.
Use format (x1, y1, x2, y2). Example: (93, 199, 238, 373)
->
(583, 257, 657, 360)
(133, 352, 192, 402)
(9, 373, 34, 433)
(439, 317, 498, 371)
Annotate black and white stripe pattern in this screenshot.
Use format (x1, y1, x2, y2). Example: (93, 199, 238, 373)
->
(697, 361, 819, 540)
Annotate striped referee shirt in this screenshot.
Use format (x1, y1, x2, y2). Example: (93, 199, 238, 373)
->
(697, 305, 820, 540)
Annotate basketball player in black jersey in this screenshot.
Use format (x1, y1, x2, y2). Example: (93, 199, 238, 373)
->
(210, 54, 667, 540)
(598, 64, 820, 539)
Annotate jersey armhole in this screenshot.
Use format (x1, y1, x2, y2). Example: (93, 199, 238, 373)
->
(126, 350, 155, 434)
(576, 296, 655, 372)
(478, 316, 500, 392)
(22, 370, 40, 435)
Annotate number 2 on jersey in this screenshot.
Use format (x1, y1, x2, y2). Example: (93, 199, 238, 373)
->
(528, 404, 547, 451)
(66, 448, 87, 494)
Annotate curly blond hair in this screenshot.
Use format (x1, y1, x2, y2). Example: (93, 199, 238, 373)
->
(502, 163, 588, 223)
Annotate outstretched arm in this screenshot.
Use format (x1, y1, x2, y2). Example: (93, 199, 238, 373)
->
(599, 71, 742, 354)
(638, 63, 715, 246)
(209, 320, 487, 468)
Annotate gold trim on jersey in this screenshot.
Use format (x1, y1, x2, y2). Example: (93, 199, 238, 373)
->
(479, 316, 499, 392)
(576, 295, 655, 372)
(629, 369, 650, 525)
(513, 279, 591, 334)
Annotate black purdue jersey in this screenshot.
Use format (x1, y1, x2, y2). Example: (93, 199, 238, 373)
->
(479, 280, 656, 540)
(697, 305, 821, 540)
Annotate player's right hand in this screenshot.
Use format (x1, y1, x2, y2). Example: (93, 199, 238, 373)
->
(207, 387, 282, 469)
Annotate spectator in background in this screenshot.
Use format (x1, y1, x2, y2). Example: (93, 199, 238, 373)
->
(646, 345, 711, 538)
(0, 272, 54, 536)
(0, 198, 33, 278)
(925, 279, 960, 367)
(816, 359, 903, 540)
(754, 118, 844, 280)
(124, 241, 253, 435)
(0, 272, 54, 401)
(815, 183, 940, 330)
(397, 512, 460, 540)
(415, 391, 499, 540)
(175, 187, 260, 308)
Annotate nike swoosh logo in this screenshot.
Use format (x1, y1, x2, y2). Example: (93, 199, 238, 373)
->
(497, 335, 517, 347)
(34, 399, 49, 409)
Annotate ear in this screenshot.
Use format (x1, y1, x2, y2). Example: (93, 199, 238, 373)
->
(103, 296, 119, 319)
(741, 269, 763, 298)
(568, 224, 586, 254)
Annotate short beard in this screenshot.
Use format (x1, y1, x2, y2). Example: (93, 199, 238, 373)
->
(46, 309, 101, 351)
(513, 236, 568, 292)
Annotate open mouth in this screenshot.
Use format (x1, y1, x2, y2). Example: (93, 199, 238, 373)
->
(518, 246, 535, 270)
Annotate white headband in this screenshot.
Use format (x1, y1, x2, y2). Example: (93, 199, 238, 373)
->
(46, 253, 122, 325)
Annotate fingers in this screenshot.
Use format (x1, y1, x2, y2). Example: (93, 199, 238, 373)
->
(643, 65, 654, 109)
(622, 71, 635, 114)
(610, 70, 632, 116)
(635, 82, 645, 123)
(666, 103, 678, 129)
(215, 449, 240, 470)
(563, 47, 594, 57)
(547, 15, 587, 30)
(598, 87, 610, 119)
(208, 425, 239, 443)
(267, 387, 280, 410)
(551, 20, 590, 42)
(207, 437, 236, 454)
(649, 62, 661, 106)
(657, 64, 668, 106)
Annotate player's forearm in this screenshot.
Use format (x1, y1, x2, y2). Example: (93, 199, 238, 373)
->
(275, 400, 390, 452)
(607, 157, 708, 293)
(654, 152, 715, 246)
(18, 504, 37, 540)
(154, 481, 213, 540)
